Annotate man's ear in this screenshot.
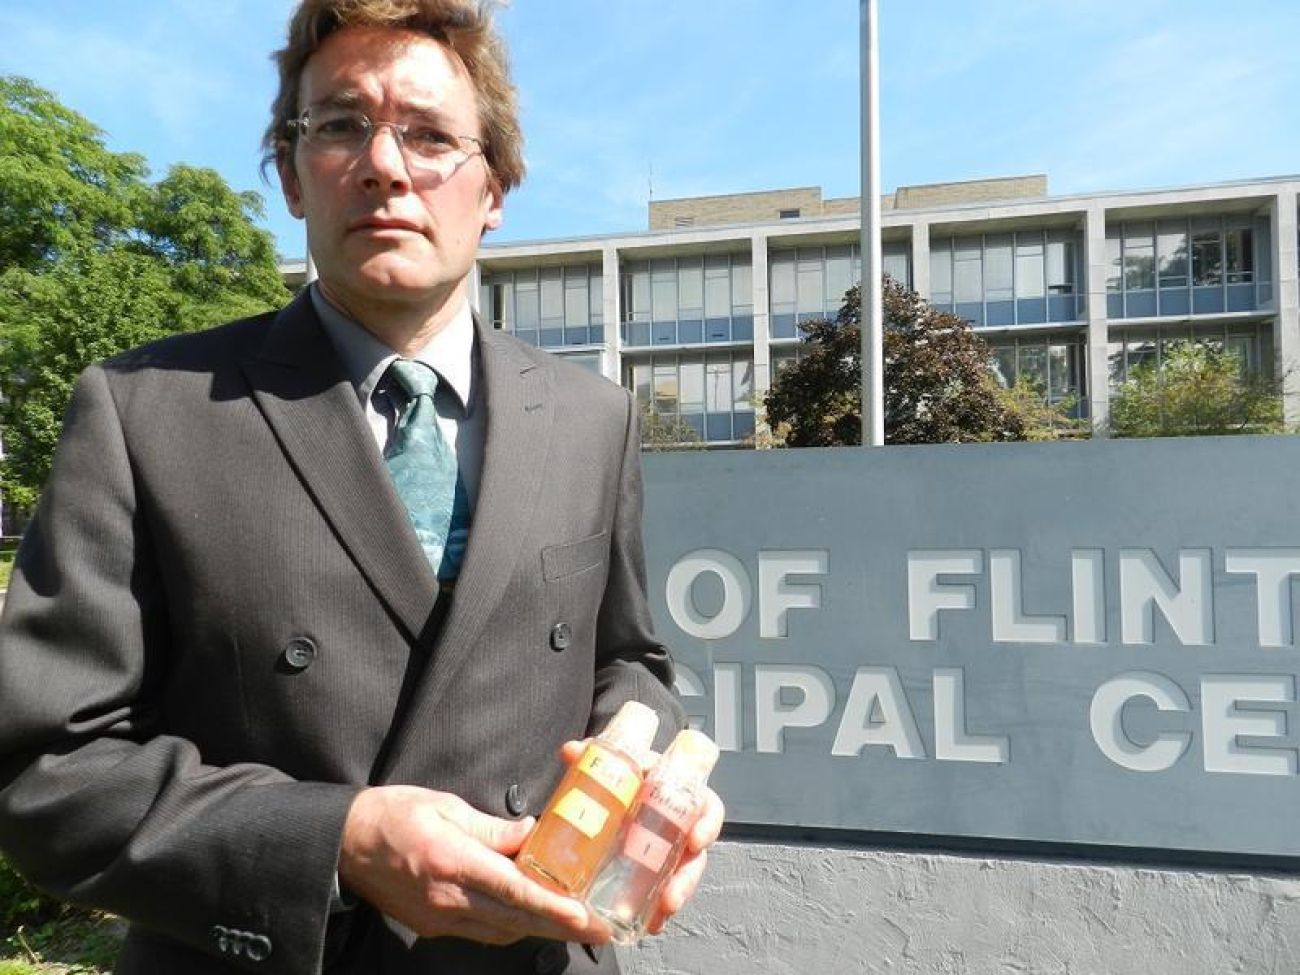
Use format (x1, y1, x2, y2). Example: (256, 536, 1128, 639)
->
(278, 148, 305, 219)
(482, 180, 504, 232)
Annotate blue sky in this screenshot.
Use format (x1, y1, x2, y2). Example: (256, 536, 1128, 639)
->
(5, 1, 1298, 259)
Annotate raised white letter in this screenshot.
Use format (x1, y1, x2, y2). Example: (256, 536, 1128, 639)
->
(1090, 672, 1192, 772)
(665, 549, 751, 640)
(1119, 549, 1213, 645)
(713, 663, 742, 753)
(908, 550, 981, 641)
(1071, 549, 1106, 644)
(831, 667, 926, 759)
(1224, 549, 1300, 648)
(754, 665, 835, 754)
(990, 549, 1066, 643)
(1201, 675, 1297, 776)
(759, 550, 829, 639)
(933, 668, 1009, 764)
(672, 663, 706, 733)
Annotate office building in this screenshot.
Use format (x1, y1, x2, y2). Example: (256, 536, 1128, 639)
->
(284, 173, 1300, 445)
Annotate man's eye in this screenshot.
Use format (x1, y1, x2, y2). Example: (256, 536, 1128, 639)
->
(313, 114, 368, 140)
(406, 126, 455, 153)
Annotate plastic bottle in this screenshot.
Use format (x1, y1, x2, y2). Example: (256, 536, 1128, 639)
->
(586, 728, 720, 943)
(516, 700, 659, 896)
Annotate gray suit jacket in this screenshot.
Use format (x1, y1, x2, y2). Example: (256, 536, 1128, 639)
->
(0, 290, 683, 974)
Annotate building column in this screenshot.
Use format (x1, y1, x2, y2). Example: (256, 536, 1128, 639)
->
(750, 233, 772, 445)
(602, 244, 621, 385)
(909, 221, 930, 298)
(467, 260, 481, 315)
(1272, 189, 1300, 424)
(1083, 203, 1111, 437)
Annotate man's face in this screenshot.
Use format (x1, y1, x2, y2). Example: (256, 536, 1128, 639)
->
(279, 26, 503, 317)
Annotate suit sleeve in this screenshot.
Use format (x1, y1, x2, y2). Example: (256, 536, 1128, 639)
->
(0, 365, 360, 975)
(587, 387, 685, 751)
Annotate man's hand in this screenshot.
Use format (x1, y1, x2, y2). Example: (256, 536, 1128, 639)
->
(559, 739, 725, 936)
(339, 785, 609, 946)
(642, 781, 723, 935)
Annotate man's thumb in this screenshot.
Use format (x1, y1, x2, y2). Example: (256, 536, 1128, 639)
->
(449, 803, 535, 853)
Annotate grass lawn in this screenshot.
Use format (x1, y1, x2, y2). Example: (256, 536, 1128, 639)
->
(0, 538, 16, 590)
(2, 852, 122, 975)
(0, 912, 123, 975)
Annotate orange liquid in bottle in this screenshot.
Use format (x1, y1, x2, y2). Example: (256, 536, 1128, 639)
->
(516, 701, 659, 897)
(517, 742, 644, 895)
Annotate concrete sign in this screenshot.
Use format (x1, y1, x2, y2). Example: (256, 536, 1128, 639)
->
(641, 437, 1300, 862)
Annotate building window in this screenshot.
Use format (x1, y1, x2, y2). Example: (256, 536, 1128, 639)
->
(985, 334, 1087, 418)
(769, 242, 912, 338)
(1106, 214, 1269, 319)
(770, 346, 805, 377)
(1225, 226, 1253, 284)
(556, 351, 604, 375)
(1108, 321, 1273, 388)
(929, 229, 1084, 327)
(779, 208, 801, 219)
(1157, 221, 1188, 289)
(480, 264, 603, 349)
(620, 254, 753, 347)
(1123, 222, 1155, 292)
(625, 351, 756, 444)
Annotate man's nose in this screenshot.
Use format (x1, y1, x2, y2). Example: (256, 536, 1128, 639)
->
(358, 124, 411, 189)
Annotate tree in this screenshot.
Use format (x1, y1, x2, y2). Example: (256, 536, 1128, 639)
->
(1108, 341, 1284, 438)
(764, 279, 1038, 446)
(0, 76, 145, 271)
(993, 375, 1086, 442)
(638, 402, 704, 451)
(0, 77, 289, 507)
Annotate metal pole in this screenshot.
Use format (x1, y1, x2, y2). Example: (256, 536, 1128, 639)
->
(860, 0, 884, 446)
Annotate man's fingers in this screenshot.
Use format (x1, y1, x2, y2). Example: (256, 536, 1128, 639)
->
(426, 818, 607, 942)
(644, 848, 709, 935)
(687, 787, 725, 852)
(559, 739, 587, 764)
(445, 881, 608, 944)
(434, 795, 534, 855)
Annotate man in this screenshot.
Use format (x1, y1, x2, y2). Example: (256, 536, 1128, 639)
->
(0, 1, 721, 972)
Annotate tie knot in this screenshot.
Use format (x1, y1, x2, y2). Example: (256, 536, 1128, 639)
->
(388, 359, 439, 400)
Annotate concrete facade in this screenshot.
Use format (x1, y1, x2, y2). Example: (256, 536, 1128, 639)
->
(280, 174, 1299, 443)
(618, 840, 1300, 974)
(470, 173, 1300, 443)
(647, 176, 1049, 230)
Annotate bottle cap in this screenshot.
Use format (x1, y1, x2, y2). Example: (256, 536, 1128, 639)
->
(599, 700, 660, 765)
(656, 728, 720, 785)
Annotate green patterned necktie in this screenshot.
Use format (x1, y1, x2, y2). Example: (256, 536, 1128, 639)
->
(384, 358, 470, 581)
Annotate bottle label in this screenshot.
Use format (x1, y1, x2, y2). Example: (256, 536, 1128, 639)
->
(641, 781, 696, 831)
(553, 788, 611, 839)
(624, 822, 674, 873)
(577, 747, 640, 808)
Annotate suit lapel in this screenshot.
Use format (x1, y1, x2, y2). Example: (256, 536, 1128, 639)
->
(381, 321, 556, 782)
(240, 291, 439, 644)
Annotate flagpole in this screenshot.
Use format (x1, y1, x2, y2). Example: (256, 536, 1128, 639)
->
(860, 0, 884, 446)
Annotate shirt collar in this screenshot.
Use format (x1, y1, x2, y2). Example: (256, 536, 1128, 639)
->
(311, 283, 476, 414)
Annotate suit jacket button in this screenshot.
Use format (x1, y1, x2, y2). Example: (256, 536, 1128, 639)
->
(506, 783, 527, 817)
(549, 622, 571, 652)
(281, 637, 317, 672)
(246, 934, 272, 962)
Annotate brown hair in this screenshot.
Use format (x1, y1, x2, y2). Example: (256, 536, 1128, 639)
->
(262, 0, 524, 193)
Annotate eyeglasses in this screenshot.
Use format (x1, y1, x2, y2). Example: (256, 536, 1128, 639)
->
(287, 108, 485, 178)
